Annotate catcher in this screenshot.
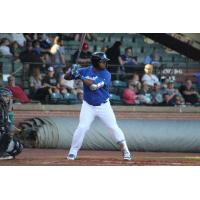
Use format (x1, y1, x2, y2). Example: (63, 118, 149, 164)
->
(0, 88, 23, 160)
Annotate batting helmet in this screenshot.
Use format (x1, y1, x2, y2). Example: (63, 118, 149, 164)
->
(91, 52, 110, 67)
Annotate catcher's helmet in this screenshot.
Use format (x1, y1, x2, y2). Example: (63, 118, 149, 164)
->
(0, 88, 12, 106)
(0, 88, 12, 98)
(91, 52, 110, 67)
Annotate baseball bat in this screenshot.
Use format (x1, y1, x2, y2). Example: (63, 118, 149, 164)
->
(75, 33, 86, 64)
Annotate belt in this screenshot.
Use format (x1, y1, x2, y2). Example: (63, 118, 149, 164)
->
(88, 100, 108, 106)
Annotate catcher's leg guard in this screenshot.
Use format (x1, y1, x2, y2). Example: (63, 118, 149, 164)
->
(6, 139, 23, 158)
(0, 133, 11, 155)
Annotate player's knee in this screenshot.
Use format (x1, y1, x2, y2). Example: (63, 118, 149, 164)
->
(77, 124, 90, 132)
(108, 125, 119, 132)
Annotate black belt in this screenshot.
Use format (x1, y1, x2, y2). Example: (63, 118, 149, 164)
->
(89, 100, 108, 106)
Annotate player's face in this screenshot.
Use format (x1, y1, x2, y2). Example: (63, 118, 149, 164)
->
(2, 96, 10, 104)
(98, 60, 107, 70)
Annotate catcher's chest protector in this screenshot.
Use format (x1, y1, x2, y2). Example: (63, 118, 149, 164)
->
(0, 102, 11, 153)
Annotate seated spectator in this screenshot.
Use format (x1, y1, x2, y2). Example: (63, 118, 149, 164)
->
(29, 67, 42, 99)
(11, 33, 26, 47)
(123, 82, 138, 105)
(19, 42, 43, 75)
(106, 41, 124, 79)
(142, 64, 160, 87)
(129, 73, 141, 94)
(121, 47, 138, 66)
(180, 79, 200, 105)
(72, 42, 92, 65)
(59, 67, 76, 95)
(35, 66, 61, 101)
(151, 83, 164, 105)
(0, 38, 13, 57)
(144, 48, 160, 66)
(138, 82, 152, 104)
(10, 41, 22, 61)
(6, 76, 30, 103)
(163, 80, 184, 106)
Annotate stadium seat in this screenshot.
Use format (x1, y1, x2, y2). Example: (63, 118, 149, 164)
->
(49, 93, 63, 104)
(109, 93, 123, 105)
(62, 92, 80, 104)
(111, 80, 127, 97)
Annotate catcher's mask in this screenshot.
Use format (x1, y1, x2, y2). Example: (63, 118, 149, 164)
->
(0, 88, 12, 106)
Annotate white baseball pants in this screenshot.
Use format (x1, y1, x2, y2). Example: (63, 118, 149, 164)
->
(68, 100, 126, 157)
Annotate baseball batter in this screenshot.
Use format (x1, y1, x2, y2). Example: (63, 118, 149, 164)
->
(65, 52, 132, 161)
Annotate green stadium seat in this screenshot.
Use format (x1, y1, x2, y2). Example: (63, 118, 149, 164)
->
(109, 93, 123, 105)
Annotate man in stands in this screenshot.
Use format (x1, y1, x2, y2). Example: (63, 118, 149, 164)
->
(180, 79, 200, 105)
(6, 76, 30, 103)
(163, 80, 184, 106)
(121, 47, 138, 66)
(72, 42, 92, 66)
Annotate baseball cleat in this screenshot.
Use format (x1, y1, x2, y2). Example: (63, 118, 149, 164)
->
(123, 150, 132, 161)
(67, 154, 76, 160)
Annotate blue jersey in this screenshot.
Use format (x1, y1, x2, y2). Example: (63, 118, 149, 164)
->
(79, 66, 111, 106)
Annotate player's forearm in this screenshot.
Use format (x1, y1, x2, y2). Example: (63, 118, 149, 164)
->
(82, 78, 104, 90)
(82, 78, 93, 86)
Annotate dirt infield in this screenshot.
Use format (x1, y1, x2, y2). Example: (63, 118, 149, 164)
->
(1, 149, 200, 166)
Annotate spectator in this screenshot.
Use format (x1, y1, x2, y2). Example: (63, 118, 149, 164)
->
(19, 42, 43, 75)
(10, 41, 22, 61)
(121, 47, 138, 66)
(6, 76, 30, 103)
(163, 80, 184, 106)
(106, 41, 124, 79)
(144, 48, 160, 66)
(0, 38, 13, 57)
(29, 67, 42, 99)
(138, 82, 152, 104)
(123, 82, 138, 105)
(11, 33, 26, 47)
(50, 36, 65, 75)
(129, 73, 141, 94)
(59, 67, 76, 95)
(142, 64, 160, 87)
(72, 42, 92, 65)
(151, 83, 163, 105)
(180, 79, 200, 105)
(36, 66, 61, 101)
(106, 41, 123, 66)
